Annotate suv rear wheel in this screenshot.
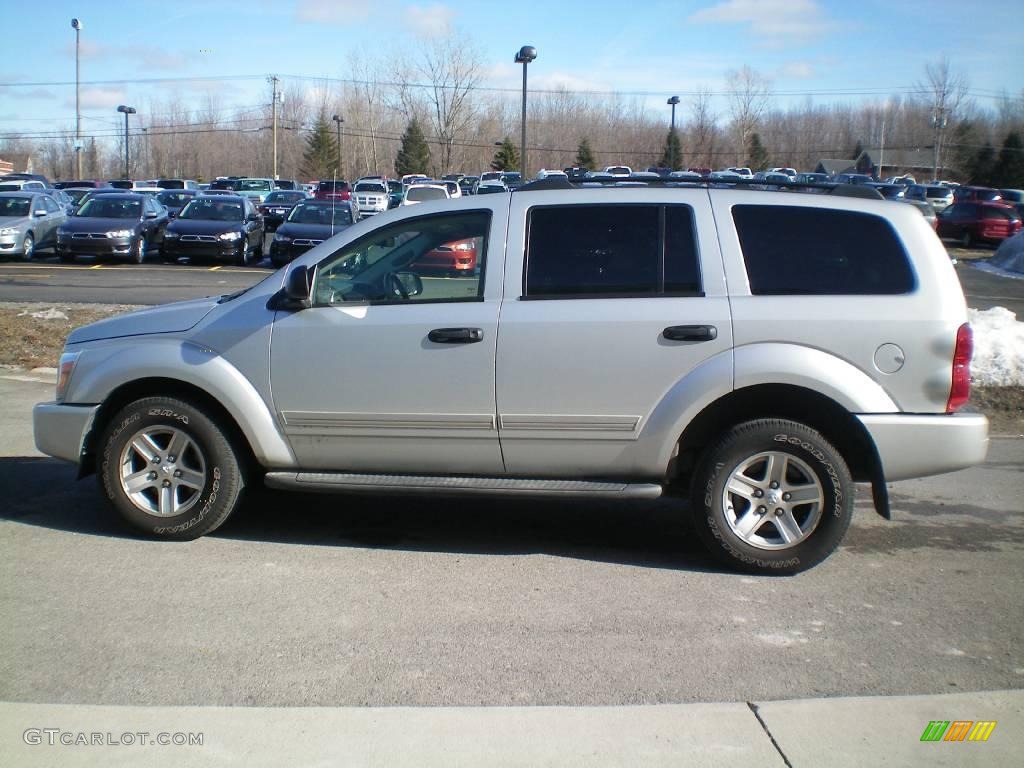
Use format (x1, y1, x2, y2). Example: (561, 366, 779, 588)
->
(690, 419, 853, 575)
(98, 396, 245, 539)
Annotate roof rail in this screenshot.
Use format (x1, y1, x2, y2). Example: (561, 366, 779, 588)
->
(515, 176, 884, 200)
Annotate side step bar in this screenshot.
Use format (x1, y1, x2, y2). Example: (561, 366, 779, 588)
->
(264, 471, 663, 500)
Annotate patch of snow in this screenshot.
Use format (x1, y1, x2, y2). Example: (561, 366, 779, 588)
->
(17, 308, 68, 321)
(968, 306, 1024, 386)
(990, 231, 1024, 273)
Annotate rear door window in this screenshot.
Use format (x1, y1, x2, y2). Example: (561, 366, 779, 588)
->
(732, 205, 915, 295)
(525, 204, 701, 298)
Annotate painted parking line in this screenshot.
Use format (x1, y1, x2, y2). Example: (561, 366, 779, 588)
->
(90, 264, 103, 269)
(0, 263, 267, 274)
(210, 266, 222, 271)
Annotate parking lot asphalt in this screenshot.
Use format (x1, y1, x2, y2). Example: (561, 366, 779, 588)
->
(1, 376, 1022, 713)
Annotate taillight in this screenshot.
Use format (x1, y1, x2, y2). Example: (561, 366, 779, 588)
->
(947, 323, 972, 413)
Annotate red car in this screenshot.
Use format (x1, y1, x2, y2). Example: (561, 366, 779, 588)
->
(313, 180, 351, 202)
(936, 201, 1022, 247)
(411, 238, 479, 276)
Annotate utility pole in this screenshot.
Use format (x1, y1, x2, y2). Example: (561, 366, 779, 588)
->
(269, 74, 279, 180)
(930, 108, 947, 183)
(72, 18, 83, 179)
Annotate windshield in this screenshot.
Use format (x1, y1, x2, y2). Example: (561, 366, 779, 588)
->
(178, 199, 244, 221)
(265, 192, 305, 203)
(237, 179, 271, 192)
(354, 183, 387, 193)
(406, 187, 447, 202)
(317, 181, 349, 192)
(157, 180, 185, 189)
(157, 191, 192, 206)
(0, 198, 31, 217)
(76, 198, 141, 219)
(287, 204, 353, 225)
(926, 187, 951, 198)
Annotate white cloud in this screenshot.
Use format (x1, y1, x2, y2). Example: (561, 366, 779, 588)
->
(72, 88, 129, 110)
(295, 0, 372, 25)
(688, 0, 839, 42)
(405, 4, 456, 38)
(776, 61, 815, 79)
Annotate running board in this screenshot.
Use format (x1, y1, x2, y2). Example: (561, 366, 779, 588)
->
(264, 471, 663, 499)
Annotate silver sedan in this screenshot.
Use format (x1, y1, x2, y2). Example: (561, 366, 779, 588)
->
(0, 192, 67, 260)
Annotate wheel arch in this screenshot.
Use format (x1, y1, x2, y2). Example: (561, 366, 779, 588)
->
(80, 376, 271, 480)
(669, 384, 887, 516)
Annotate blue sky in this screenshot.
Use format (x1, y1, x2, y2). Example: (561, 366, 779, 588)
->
(1, 0, 1021, 141)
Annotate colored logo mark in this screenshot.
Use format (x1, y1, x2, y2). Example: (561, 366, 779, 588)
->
(920, 721, 997, 742)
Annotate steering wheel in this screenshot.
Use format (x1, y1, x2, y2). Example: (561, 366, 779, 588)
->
(385, 272, 409, 300)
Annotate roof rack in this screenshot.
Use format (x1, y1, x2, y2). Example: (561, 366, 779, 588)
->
(516, 176, 884, 200)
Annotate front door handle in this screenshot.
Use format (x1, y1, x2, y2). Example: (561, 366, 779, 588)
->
(428, 327, 484, 344)
(663, 324, 718, 342)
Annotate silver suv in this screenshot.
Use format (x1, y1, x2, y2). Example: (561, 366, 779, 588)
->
(33, 183, 989, 574)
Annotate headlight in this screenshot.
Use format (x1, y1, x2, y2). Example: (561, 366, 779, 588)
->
(164, 230, 180, 238)
(106, 229, 134, 238)
(0, 227, 17, 236)
(56, 351, 80, 403)
(454, 242, 474, 251)
(218, 231, 242, 241)
(274, 233, 291, 242)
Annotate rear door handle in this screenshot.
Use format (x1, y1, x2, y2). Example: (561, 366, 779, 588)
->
(428, 327, 484, 344)
(663, 324, 718, 342)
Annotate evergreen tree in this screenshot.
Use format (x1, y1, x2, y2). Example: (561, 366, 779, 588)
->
(660, 128, 683, 171)
(994, 131, 1024, 189)
(949, 120, 980, 179)
(490, 137, 519, 172)
(574, 138, 595, 170)
(394, 118, 432, 177)
(747, 132, 769, 171)
(968, 143, 996, 187)
(300, 111, 339, 180)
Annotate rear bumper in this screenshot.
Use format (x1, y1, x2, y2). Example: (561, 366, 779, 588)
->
(857, 413, 989, 481)
(33, 401, 100, 464)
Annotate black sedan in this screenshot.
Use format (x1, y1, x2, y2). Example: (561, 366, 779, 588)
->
(55, 193, 168, 263)
(156, 189, 199, 219)
(160, 195, 264, 265)
(270, 200, 355, 267)
(257, 190, 310, 230)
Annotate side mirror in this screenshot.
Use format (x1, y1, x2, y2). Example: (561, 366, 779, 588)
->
(145, 211, 158, 219)
(33, 209, 47, 217)
(395, 271, 423, 297)
(269, 264, 312, 311)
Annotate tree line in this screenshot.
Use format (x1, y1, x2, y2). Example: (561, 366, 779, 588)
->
(3, 44, 1022, 188)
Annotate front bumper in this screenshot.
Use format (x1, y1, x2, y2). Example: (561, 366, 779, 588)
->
(857, 412, 989, 481)
(269, 240, 316, 264)
(56, 236, 135, 257)
(161, 239, 245, 261)
(33, 401, 100, 464)
(0, 232, 25, 253)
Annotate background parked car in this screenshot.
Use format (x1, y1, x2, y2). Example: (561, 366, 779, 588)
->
(905, 184, 954, 210)
(352, 180, 391, 217)
(867, 183, 907, 200)
(0, 179, 47, 192)
(156, 189, 199, 219)
(314, 180, 351, 202)
(258, 190, 310, 229)
(234, 178, 275, 204)
(55, 193, 167, 264)
(402, 183, 450, 206)
(936, 201, 1022, 247)
(38, 187, 76, 215)
(0, 172, 51, 186)
(900, 199, 938, 230)
(953, 186, 1001, 202)
(270, 200, 356, 267)
(410, 237, 479, 277)
(160, 195, 264, 265)
(0, 191, 66, 260)
(999, 188, 1024, 205)
(156, 179, 200, 190)
(53, 179, 109, 189)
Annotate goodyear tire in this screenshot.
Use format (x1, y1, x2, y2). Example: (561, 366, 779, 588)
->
(690, 419, 853, 575)
(98, 396, 245, 539)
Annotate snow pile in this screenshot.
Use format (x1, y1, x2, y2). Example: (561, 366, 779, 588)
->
(17, 308, 68, 321)
(969, 306, 1024, 386)
(991, 231, 1024, 274)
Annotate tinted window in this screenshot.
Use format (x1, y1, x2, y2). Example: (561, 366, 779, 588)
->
(526, 205, 660, 296)
(288, 204, 353, 225)
(982, 207, 1013, 221)
(406, 187, 447, 202)
(77, 198, 142, 219)
(0, 198, 31, 217)
(732, 205, 914, 295)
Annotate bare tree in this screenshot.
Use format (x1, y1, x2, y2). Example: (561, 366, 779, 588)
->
(689, 88, 718, 168)
(726, 66, 772, 166)
(917, 56, 969, 179)
(414, 35, 483, 175)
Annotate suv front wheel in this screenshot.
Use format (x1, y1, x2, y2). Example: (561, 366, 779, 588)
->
(98, 396, 245, 539)
(691, 419, 854, 575)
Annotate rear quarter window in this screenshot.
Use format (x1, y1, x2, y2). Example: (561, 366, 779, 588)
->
(732, 205, 915, 295)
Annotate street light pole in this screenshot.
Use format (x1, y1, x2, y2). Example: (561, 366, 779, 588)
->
(332, 114, 344, 178)
(667, 95, 680, 132)
(117, 105, 136, 179)
(72, 18, 82, 179)
(514, 46, 537, 179)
